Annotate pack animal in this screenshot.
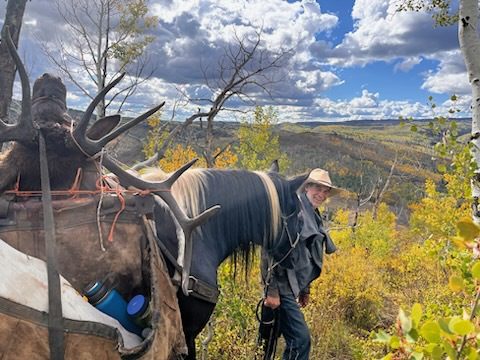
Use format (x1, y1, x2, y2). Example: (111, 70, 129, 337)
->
(138, 165, 307, 359)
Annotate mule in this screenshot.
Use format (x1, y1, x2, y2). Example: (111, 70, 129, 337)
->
(142, 167, 308, 359)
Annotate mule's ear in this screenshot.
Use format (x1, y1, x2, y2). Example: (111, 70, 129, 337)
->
(269, 159, 279, 173)
(288, 172, 309, 192)
(86, 114, 121, 140)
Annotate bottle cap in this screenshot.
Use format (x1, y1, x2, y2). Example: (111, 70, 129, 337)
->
(84, 281, 102, 297)
(127, 294, 148, 317)
(83, 281, 108, 305)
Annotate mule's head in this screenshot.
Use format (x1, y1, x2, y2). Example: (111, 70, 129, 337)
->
(266, 168, 309, 265)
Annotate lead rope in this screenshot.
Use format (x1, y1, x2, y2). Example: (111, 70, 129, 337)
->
(257, 210, 300, 360)
(39, 131, 65, 360)
(265, 213, 300, 284)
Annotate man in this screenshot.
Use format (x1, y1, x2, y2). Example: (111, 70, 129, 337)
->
(261, 168, 342, 360)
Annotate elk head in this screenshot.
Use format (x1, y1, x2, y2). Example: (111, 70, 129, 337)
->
(0, 27, 125, 191)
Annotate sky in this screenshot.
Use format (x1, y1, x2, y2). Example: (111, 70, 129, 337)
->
(0, 0, 471, 123)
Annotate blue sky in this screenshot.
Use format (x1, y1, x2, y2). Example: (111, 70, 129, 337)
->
(0, 0, 471, 122)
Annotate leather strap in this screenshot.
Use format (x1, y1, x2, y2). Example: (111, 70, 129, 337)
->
(0, 197, 10, 219)
(143, 219, 220, 304)
(187, 276, 220, 304)
(39, 132, 65, 360)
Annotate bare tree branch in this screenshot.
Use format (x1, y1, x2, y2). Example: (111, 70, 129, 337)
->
(42, 0, 157, 118)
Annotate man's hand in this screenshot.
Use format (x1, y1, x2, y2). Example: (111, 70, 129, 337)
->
(298, 292, 309, 308)
(264, 295, 281, 309)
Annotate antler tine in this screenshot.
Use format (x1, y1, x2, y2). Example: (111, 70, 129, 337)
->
(95, 102, 165, 148)
(72, 72, 126, 154)
(0, 26, 36, 144)
(102, 155, 194, 203)
(100, 154, 220, 295)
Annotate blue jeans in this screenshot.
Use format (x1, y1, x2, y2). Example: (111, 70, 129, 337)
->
(279, 293, 311, 360)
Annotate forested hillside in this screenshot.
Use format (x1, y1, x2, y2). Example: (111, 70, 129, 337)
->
(111, 116, 470, 222)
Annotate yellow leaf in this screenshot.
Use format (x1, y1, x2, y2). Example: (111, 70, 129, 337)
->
(451, 236, 468, 249)
(457, 218, 480, 241)
(448, 275, 464, 292)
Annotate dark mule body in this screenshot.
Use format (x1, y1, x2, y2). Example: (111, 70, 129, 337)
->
(147, 168, 306, 359)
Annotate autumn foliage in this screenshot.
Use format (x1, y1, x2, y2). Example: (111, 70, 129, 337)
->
(140, 104, 479, 359)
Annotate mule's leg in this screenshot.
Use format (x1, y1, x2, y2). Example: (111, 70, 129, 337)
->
(177, 292, 216, 360)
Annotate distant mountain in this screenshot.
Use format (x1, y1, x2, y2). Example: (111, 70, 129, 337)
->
(296, 117, 471, 128)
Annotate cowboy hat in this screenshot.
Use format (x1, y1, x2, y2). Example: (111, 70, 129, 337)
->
(304, 168, 344, 197)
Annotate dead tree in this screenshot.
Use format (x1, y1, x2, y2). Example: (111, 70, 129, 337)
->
(149, 29, 293, 168)
(0, 0, 28, 121)
(372, 153, 398, 219)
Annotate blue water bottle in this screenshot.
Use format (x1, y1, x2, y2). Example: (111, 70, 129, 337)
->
(84, 280, 143, 336)
(127, 294, 152, 328)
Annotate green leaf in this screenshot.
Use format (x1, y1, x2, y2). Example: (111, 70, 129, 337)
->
(438, 318, 453, 335)
(381, 354, 394, 360)
(421, 321, 441, 343)
(411, 303, 423, 327)
(390, 335, 401, 349)
(472, 262, 480, 279)
(400, 309, 412, 334)
(375, 330, 391, 343)
(448, 275, 464, 292)
(406, 328, 419, 343)
(457, 218, 480, 241)
(467, 346, 478, 360)
(411, 352, 424, 360)
(411, 124, 418, 132)
(449, 318, 474, 336)
(443, 340, 456, 359)
(431, 345, 444, 360)
(437, 163, 447, 173)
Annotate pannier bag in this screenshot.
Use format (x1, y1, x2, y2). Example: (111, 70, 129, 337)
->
(0, 194, 187, 359)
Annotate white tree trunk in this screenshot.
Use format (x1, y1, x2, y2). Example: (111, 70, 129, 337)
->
(459, 0, 480, 219)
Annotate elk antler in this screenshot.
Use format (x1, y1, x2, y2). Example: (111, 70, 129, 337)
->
(72, 74, 221, 295)
(0, 26, 37, 144)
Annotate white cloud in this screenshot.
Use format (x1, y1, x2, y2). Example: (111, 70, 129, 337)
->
(316, 0, 458, 67)
(394, 57, 422, 72)
(421, 50, 470, 95)
(350, 89, 379, 108)
(0, 0, 472, 122)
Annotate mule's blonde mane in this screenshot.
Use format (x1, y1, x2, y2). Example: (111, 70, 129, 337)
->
(143, 167, 281, 243)
(142, 167, 207, 217)
(254, 171, 281, 241)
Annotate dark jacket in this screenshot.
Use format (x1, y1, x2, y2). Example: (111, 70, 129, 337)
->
(262, 193, 336, 298)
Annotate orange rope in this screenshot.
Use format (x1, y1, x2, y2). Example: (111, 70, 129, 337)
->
(107, 184, 126, 242)
(4, 171, 172, 198)
(68, 168, 83, 197)
(4, 187, 170, 197)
